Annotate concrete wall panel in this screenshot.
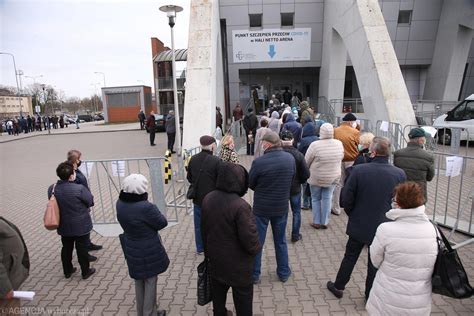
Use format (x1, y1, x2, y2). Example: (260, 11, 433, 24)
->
(409, 20, 439, 41)
(381, 1, 400, 21)
(412, 0, 442, 21)
(295, 3, 324, 23)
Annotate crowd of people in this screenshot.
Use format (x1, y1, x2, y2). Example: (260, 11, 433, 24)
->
(182, 106, 440, 315)
(0, 103, 448, 316)
(2, 114, 78, 136)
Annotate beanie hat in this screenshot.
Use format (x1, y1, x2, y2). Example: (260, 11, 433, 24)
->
(342, 113, 357, 121)
(408, 127, 427, 139)
(122, 173, 148, 195)
(200, 135, 216, 146)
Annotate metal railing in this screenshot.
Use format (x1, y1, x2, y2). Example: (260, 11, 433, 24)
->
(330, 98, 365, 114)
(427, 151, 474, 237)
(82, 156, 191, 225)
(316, 96, 336, 124)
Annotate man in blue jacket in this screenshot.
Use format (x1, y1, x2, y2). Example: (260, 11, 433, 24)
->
(327, 137, 406, 300)
(249, 131, 295, 284)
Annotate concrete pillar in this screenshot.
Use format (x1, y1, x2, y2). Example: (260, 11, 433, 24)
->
(318, 0, 416, 127)
(319, 27, 347, 107)
(182, 0, 225, 149)
(423, 0, 474, 101)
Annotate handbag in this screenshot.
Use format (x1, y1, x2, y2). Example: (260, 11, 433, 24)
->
(197, 257, 212, 306)
(44, 184, 60, 230)
(186, 155, 209, 200)
(431, 222, 473, 299)
(186, 185, 196, 200)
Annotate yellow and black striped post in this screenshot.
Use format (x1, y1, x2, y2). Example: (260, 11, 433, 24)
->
(183, 150, 191, 171)
(164, 150, 172, 184)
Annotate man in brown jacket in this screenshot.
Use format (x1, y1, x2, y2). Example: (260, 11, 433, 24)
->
(0, 217, 30, 311)
(332, 113, 360, 215)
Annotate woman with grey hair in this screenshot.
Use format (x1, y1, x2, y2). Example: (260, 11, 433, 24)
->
(117, 174, 169, 316)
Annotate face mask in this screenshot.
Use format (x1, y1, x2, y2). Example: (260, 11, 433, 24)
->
(77, 160, 82, 167)
(352, 122, 357, 129)
(357, 144, 364, 151)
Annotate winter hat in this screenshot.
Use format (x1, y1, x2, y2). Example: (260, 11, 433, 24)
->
(408, 127, 427, 139)
(342, 113, 357, 121)
(122, 173, 148, 195)
(200, 135, 216, 146)
(261, 130, 281, 145)
(319, 123, 334, 139)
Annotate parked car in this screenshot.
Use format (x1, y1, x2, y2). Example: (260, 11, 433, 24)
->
(77, 114, 93, 122)
(146, 114, 166, 133)
(93, 113, 104, 121)
(433, 94, 474, 145)
(64, 114, 76, 124)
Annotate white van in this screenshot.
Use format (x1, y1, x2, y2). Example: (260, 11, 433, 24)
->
(433, 94, 474, 145)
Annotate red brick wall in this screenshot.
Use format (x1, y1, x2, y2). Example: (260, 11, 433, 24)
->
(108, 106, 140, 123)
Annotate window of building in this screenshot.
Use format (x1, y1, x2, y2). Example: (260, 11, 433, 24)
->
(398, 10, 412, 24)
(249, 14, 262, 28)
(281, 13, 294, 27)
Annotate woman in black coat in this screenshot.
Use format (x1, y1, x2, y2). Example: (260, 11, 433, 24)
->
(201, 162, 261, 316)
(117, 174, 169, 316)
(47, 162, 95, 280)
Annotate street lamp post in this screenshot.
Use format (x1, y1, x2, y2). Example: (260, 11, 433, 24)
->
(159, 4, 183, 154)
(94, 72, 106, 87)
(0, 52, 23, 117)
(42, 84, 51, 134)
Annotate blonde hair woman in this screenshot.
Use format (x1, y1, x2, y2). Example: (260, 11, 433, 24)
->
(219, 134, 239, 163)
(354, 132, 375, 165)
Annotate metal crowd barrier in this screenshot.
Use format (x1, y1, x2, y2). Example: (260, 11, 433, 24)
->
(426, 151, 474, 239)
(81, 156, 191, 226)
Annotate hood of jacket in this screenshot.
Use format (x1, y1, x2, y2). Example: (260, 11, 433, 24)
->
(319, 123, 334, 139)
(285, 114, 296, 123)
(302, 122, 316, 138)
(215, 162, 249, 197)
(271, 111, 280, 119)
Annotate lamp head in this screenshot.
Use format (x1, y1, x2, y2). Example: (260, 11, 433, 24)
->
(159, 5, 183, 28)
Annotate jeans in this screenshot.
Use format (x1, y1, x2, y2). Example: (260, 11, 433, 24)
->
(310, 185, 336, 225)
(332, 161, 353, 215)
(334, 236, 377, 299)
(289, 193, 302, 239)
(193, 204, 204, 253)
(302, 183, 311, 208)
(211, 277, 253, 316)
(167, 132, 176, 151)
(253, 214, 290, 281)
(245, 132, 254, 155)
(60, 233, 90, 276)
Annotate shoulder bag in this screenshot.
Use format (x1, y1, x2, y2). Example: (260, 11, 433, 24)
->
(431, 221, 473, 299)
(44, 184, 60, 230)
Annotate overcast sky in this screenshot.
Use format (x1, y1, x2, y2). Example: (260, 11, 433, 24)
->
(0, 0, 190, 98)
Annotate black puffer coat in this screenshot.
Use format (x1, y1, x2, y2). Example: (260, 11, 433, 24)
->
(201, 162, 261, 287)
(187, 150, 221, 207)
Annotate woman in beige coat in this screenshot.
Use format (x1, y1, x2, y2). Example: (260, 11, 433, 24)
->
(305, 123, 344, 229)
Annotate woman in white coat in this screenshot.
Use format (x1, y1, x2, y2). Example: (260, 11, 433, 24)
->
(305, 123, 344, 229)
(366, 181, 438, 316)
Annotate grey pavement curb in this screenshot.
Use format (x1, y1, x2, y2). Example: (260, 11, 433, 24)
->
(0, 128, 141, 143)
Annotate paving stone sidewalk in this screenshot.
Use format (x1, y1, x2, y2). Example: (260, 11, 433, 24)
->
(0, 128, 473, 315)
